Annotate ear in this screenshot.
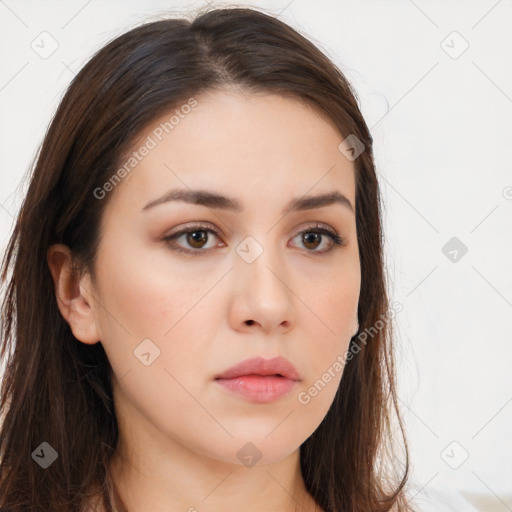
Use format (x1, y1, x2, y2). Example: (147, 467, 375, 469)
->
(47, 243, 101, 344)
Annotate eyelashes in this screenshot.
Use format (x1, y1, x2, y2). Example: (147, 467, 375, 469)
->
(159, 222, 347, 256)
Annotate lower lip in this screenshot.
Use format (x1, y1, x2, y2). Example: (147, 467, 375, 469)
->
(215, 375, 299, 403)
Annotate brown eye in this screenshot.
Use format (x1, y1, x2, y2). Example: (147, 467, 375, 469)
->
(291, 224, 347, 254)
(186, 230, 209, 249)
(161, 223, 222, 255)
(302, 232, 322, 250)
(161, 222, 346, 256)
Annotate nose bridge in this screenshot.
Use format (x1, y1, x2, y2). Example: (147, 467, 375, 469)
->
(232, 232, 294, 325)
(235, 233, 285, 291)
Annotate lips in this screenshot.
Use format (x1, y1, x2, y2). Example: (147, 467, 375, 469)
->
(214, 356, 301, 404)
(214, 356, 301, 381)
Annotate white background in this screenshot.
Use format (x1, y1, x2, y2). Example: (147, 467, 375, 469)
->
(1, 1, 511, 511)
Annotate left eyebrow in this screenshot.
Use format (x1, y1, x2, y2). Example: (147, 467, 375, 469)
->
(142, 188, 354, 215)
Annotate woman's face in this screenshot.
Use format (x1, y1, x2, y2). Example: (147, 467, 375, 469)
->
(85, 89, 360, 465)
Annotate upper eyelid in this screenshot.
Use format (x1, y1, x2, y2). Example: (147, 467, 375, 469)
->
(165, 221, 338, 237)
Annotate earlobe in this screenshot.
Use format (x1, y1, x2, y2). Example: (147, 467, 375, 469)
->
(46, 243, 100, 345)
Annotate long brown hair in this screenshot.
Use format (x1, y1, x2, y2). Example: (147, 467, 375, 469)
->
(0, 6, 414, 512)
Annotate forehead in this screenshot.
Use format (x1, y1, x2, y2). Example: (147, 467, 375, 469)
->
(105, 89, 356, 215)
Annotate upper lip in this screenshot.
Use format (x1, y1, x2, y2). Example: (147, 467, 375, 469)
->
(214, 356, 301, 381)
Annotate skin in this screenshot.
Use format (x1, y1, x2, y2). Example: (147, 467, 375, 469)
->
(47, 89, 361, 512)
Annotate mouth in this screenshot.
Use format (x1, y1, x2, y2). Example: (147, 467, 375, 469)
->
(214, 373, 299, 403)
(214, 356, 301, 403)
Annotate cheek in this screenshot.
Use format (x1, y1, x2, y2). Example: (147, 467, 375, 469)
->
(296, 269, 359, 399)
(95, 236, 203, 335)
(93, 242, 227, 381)
(310, 268, 360, 340)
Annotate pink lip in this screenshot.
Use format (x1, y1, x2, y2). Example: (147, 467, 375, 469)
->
(214, 356, 301, 404)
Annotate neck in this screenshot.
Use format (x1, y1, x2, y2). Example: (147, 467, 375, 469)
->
(107, 438, 319, 512)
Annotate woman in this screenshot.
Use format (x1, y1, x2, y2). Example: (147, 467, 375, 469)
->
(0, 6, 413, 512)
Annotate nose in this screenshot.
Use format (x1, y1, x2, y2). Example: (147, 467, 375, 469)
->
(227, 241, 296, 335)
